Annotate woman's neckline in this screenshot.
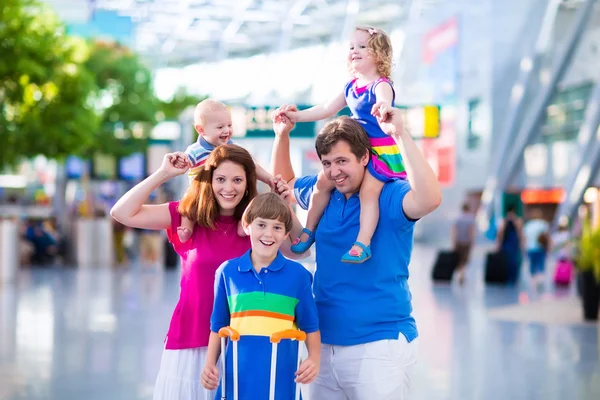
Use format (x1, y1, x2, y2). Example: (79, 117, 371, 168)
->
(216, 215, 236, 224)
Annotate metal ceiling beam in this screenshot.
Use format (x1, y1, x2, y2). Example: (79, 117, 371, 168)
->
(478, 0, 593, 228)
(499, 0, 594, 190)
(552, 81, 600, 229)
(94, 0, 416, 65)
(159, 0, 195, 54)
(340, 0, 360, 40)
(278, 0, 312, 52)
(216, 0, 255, 60)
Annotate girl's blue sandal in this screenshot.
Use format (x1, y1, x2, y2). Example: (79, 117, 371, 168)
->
(291, 228, 316, 254)
(341, 242, 371, 263)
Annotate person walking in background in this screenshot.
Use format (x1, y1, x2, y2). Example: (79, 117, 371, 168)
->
(452, 202, 475, 285)
(496, 205, 524, 285)
(523, 208, 550, 287)
(551, 217, 573, 262)
(551, 217, 574, 286)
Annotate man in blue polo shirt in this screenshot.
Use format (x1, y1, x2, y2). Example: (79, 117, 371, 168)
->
(271, 104, 442, 399)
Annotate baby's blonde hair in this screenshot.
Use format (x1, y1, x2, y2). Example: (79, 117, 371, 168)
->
(353, 26, 393, 80)
(193, 98, 229, 128)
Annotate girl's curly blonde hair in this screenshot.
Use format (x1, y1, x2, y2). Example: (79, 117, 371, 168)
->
(352, 26, 393, 80)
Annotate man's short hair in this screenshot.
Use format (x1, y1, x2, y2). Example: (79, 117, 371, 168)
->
(315, 116, 371, 160)
(242, 193, 293, 233)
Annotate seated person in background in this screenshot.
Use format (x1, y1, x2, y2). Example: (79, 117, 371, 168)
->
(25, 219, 57, 264)
(452, 202, 476, 285)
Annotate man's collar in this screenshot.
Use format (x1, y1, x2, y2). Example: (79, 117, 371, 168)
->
(237, 250, 286, 272)
(332, 189, 358, 201)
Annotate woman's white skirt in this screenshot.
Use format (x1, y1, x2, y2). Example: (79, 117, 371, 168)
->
(153, 346, 217, 400)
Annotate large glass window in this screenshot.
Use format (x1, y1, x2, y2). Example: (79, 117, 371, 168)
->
(540, 82, 593, 142)
(467, 98, 483, 150)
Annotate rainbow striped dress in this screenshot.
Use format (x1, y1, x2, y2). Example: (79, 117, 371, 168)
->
(344, 78, 407, 181)
(210, 250, 319, 399)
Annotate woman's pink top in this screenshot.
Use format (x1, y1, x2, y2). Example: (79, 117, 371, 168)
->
(164, 201, 251, 349)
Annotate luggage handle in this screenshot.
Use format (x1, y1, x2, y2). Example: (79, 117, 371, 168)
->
(269, 330, 307, 400)
(218, 327, 240, 400)
(270, 329, 307, 344)
(219, 326, 240, 341)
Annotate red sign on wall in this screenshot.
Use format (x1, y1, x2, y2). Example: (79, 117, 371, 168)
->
(420, 16, 458, 187)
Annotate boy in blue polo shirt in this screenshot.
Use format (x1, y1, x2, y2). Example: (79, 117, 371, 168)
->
(201, 192, 320, 400)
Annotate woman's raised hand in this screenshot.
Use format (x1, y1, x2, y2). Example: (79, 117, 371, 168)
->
(158, 152, 190, 179)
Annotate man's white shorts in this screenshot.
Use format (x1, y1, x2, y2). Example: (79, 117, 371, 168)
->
(309, 334, 419, 400)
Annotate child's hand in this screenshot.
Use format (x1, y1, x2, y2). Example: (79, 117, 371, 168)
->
(272, 105, 297, 136)
(295, 356, 319, 384)
(201, 364, 220, 390)
(170, 153, 190, 169)
(283, 110, 299, 123)
(370, 101, 391, 118)
(271, 175, 292, 204)
(273, 105, 296, 121)
(372, 104, 404, 137)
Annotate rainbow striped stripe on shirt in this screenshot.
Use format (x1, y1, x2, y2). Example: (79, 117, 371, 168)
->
(227, 291, 298, 336)
(369, 136, 407, 179)
(185, 142, 211, 180)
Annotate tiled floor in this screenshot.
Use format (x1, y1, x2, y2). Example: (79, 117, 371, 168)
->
(1, 244, 598, 400)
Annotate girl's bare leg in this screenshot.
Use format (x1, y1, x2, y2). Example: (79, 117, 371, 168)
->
(351, 170, 384, 256)
(296, 171, 334, 243)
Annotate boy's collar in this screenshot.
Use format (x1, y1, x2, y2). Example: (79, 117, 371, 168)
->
(238, 249, 286, 272)
(198, 135, 215, 149)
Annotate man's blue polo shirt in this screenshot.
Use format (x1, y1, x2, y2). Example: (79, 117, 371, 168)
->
(294, 175, 417, 346)
(211, 250, 319, 400)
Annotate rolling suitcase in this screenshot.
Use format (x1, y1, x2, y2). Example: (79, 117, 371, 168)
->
(218, 327, 307, 400)
(553, 259, 574, 286)
(485, 251, 509, 284)
(431, 250, 459, 281)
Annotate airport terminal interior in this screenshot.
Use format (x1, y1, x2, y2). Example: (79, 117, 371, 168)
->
(1, 0, 600, 399)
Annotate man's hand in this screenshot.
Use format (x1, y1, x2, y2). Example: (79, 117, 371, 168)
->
(295, 356, 319, 384)
(201, 364, 220, 390)
(273, 105, 298, 136)
(372, 102, 406, 138)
